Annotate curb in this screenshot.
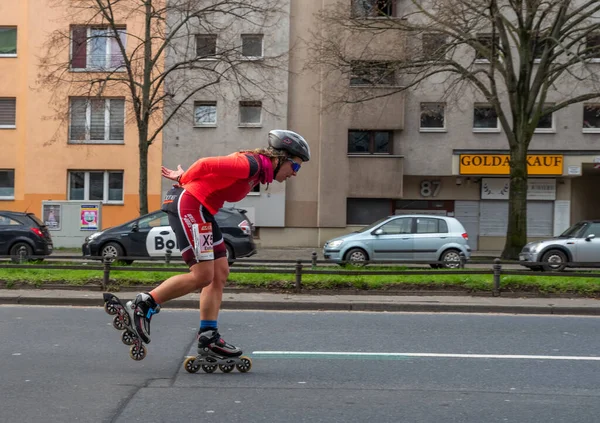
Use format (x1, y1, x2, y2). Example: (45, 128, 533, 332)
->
(2, 295, 600, 316)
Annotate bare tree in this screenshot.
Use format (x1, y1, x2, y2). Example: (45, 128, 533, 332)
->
(38, 0, 286, 215)
(309, 0, 600, 258)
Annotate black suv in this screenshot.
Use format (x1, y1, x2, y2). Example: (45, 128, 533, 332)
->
(0, 211, 54, 260)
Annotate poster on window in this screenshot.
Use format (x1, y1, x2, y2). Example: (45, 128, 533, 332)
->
(80, 204, 99, 231)
(43, 204, 61, 231)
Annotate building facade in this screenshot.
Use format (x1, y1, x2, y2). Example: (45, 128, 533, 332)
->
(0, 0, 163, 245)
(273, 0, 600, 251)
(161, 0, 292, 229)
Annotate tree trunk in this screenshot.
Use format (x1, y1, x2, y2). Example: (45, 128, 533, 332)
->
(501, 145, 528, 259)
(138, 125, 149, 216)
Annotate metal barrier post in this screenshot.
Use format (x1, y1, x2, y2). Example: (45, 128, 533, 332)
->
(165, 250, 172, 265)
(19, 247, 26, 264)
(459, 252, 466, 269)
(295, 259, 303, 293)
(311, 251, 317, 269)
(492, 258, 501, 296)
(102, 255, 113, 291)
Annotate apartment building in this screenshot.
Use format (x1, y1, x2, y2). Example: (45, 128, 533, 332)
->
(0, 1, 163, 243)
(281, 0, 600, 251)
(161, 0, 292, 229)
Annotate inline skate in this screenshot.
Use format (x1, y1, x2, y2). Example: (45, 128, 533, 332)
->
(102, 293, 160, 361)
(183, 329, 252, 373)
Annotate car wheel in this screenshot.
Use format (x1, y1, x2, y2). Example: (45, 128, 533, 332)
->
(101, 242, 132, 264)
(344, 248, 368, 266)
(541, 249, 567, 272)
(440, 249, 462, 269)
(225, 243, 234, 266)
(9, 242, 33, 263)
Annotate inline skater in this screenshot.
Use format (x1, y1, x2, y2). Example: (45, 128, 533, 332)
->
(104, 129, 310, 366)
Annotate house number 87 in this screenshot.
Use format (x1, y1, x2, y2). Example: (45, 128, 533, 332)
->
(420, 180, 441, 197)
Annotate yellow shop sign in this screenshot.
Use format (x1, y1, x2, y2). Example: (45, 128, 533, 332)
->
(459, 154, 563, 175)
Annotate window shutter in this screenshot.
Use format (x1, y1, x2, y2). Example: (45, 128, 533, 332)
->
(90, 99, 106, 140)
(0, 98, 16, 126)
(69, 98, 87, 141)
(71, 27, 87, 68)
(109, 99, 125, 141)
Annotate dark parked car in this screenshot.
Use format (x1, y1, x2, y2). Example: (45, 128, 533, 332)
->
(82, 208, 256, 264)
(0, 211, 53, 261)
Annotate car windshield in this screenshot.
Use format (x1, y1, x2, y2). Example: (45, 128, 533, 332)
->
(358, 217, 391, 233)
(558, 222, 586, 238)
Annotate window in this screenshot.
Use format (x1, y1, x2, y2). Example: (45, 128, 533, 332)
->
(68, 171, 123, 203)
(0, 215, 20, 225)
(69, 98, 125, 143)
(475, 34, 500, 62)
(241, 34, 263, 58)
(194, 101, 217, 126)
(416, 217, 448, 234)
(239, 101, 262, 126)
(583, 104, 600, 132)
(348, 130, 392, 154)
(535, 104, 555, 133)
(422, 33, 447, 60)
(585, 33, 600, 61)
(196, 34, 217, 58)
(0, 98, 16, 128)
(350, 61, 395, 86)
(582, 222, 600, 238)
(420, 103, 446, 131)
(347, 198, 392, 225)
(379, 217, 412, 234)
(352, 0, 395, 17)
(533, 35, 549, 62)
(473, 104, 500, 132)
(136, 212, 168, 229)
(0, 169, 15, 199)
(71, 26, 126, 70)
(0, 27, 17, 56)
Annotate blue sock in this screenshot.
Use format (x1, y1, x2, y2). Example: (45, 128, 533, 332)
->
(200, 320, 218, 331)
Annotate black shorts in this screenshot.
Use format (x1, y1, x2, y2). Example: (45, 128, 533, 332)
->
(161, 186, 227, 266)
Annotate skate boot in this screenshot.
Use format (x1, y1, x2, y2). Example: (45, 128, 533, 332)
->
(182, 329, 252, 374)
(125, 292, 160, 344)
(103, 292, 159, 361)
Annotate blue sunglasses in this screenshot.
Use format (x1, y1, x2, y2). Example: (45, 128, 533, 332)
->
(287, 158, 301, 172)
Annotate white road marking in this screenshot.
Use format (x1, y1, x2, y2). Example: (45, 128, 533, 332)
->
(252, 351, 600, 361)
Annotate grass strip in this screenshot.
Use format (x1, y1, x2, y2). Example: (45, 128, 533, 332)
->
(1, 266, 600, 295)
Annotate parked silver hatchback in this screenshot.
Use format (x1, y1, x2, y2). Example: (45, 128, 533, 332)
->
(519, 220, 600, 271)
(323, 215, 472, 267)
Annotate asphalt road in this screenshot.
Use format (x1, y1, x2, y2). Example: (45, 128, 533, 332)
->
(2, 306, 600, 423)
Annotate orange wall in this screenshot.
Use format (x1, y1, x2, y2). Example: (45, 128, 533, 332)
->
(0, 0, 163, 229)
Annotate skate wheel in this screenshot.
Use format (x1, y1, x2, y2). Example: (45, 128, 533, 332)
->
(104, 301, 118, 315)
(201, 364, 218, 373)
(236, 356, 252, 373)
(129, 344, 147, 361)
(184, 356, 200, 373)
(121, 330, 136, 346)
(112, 315, 127, 331)
(219, 364, 235, 373)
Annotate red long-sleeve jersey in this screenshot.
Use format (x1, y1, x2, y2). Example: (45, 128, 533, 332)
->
(178, 152, 263, 215)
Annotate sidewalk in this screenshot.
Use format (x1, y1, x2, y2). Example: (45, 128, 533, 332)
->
(1, 288, 599, 316)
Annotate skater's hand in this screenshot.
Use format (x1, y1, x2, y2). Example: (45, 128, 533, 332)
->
(162, 165, 184, 181)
